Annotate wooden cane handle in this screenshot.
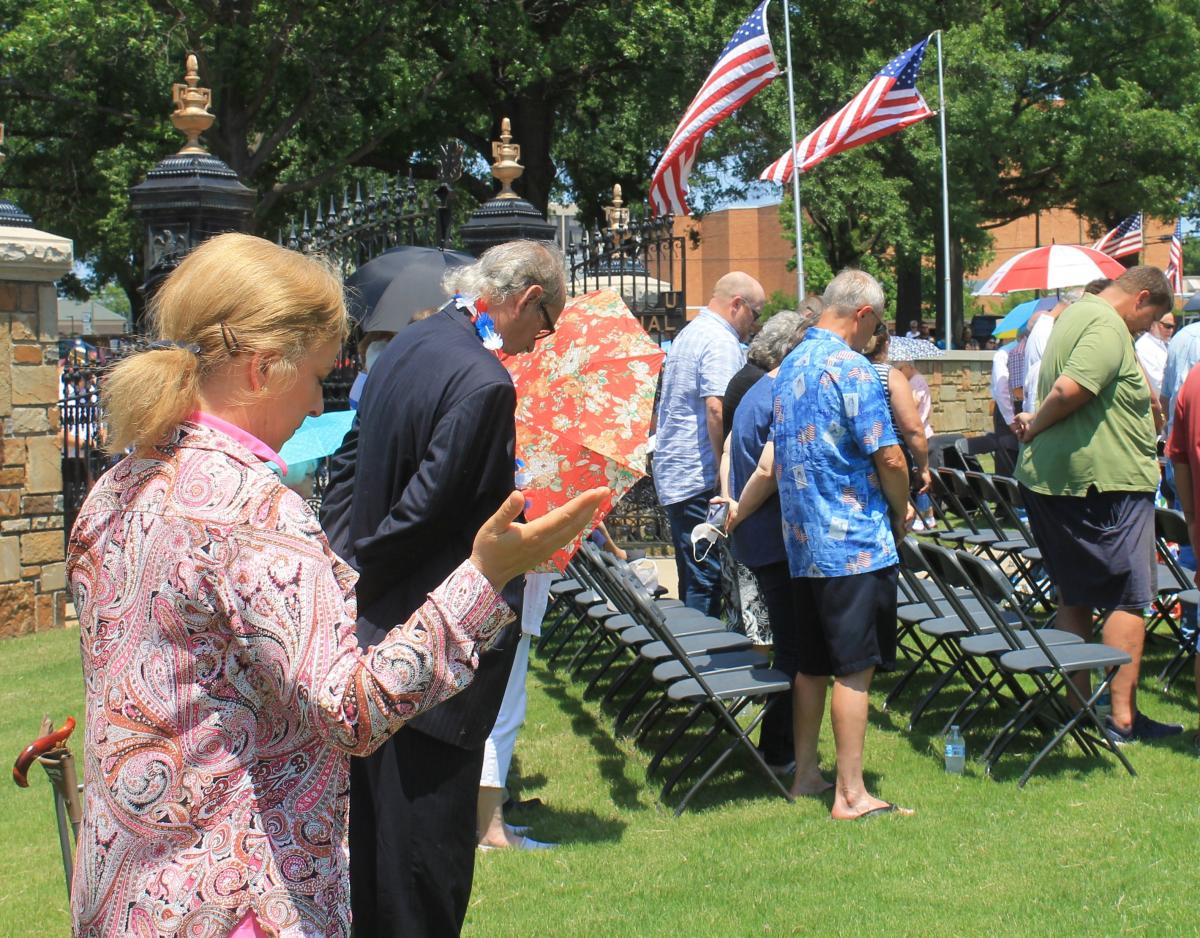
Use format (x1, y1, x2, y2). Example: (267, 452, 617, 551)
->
(12, 716, 76, 788)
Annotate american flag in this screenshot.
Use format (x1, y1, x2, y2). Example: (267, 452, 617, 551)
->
(1166, 217, 1184, 294)
(760, 37, 934, 184)
(649, 1, 779, 216)
(1092, 212, 1143, 259)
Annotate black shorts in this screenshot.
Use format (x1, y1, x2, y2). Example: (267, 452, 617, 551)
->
(1020, 485, 1155, 610)
(791, 566, 899, 677)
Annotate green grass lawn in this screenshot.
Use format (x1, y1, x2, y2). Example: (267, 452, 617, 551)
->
(3, 624, 1195, 936)
(0, 627, 84, 935)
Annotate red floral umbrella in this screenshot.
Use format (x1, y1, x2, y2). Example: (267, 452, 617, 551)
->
(505, 289, 665, 570)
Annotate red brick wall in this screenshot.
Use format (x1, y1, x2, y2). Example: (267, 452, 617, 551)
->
(674, 206, 795, 315)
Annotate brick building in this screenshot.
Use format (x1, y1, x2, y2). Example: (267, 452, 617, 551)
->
(673, 202, 1179, 314)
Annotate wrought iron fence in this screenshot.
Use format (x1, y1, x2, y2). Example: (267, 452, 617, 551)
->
(59, 343, 136, 538)
(604, 477, 670, 550)
(280, 148, 463, 414)
(566, 195, 687, 347)
(281, 143, 463, 280)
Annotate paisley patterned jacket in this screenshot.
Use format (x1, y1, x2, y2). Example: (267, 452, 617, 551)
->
(66, 422, 512, 937)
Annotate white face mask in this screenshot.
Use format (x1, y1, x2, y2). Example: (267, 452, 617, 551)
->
(690, 522, 726, 563)
(364, 340, 389, 373)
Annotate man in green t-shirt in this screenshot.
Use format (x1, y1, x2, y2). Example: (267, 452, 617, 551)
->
(1013, 266, 1182, 744)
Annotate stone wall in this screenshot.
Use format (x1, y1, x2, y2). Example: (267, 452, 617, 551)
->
(909, 350, 996, 437)
(0, 225, 72, 637)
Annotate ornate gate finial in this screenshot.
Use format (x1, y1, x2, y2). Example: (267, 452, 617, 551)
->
(171, 53, 214, 154)
(490, 117, 523, 199)
(604, 184, 630, 232)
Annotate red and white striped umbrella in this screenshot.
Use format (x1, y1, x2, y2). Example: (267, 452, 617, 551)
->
(973, 244, 1127, 296)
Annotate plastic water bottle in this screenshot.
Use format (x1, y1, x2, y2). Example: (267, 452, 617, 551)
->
(1094, 668, 1112, 721)
(944, 725, 966, 775)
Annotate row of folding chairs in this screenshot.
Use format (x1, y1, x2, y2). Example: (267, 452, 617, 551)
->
(924, 466, 1198, 663)
(536, 543, 793, 815)
(895, 466, 1200, 781)
(1148, 508, 1199, 687)
(895, 537, 1137, 785)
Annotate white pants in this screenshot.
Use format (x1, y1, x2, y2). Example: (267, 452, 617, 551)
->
(479, 573, 553, 789)
(480, 634, 531, 789)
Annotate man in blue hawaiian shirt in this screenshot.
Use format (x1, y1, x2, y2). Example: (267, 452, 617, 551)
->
(728, 269, 913, 820)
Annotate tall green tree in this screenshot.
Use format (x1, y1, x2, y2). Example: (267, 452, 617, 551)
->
(715, 0, 1200, 336)
(0, 0, 724, 310)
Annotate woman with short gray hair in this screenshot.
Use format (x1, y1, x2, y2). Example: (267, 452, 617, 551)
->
(717, 306, 817, 772)
(748, 309, 817, 371)
(724, 310, 815, 439)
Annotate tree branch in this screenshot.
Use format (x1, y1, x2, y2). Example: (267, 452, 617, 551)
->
(0, 81, 139, 122)
(243, 6, 305, 125)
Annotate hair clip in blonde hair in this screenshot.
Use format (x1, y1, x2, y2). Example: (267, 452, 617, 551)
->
(220, 322, 241, 352)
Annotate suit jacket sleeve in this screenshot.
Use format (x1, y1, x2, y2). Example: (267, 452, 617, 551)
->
(318, 423, 359, 562)
(354, 380, 517, 571)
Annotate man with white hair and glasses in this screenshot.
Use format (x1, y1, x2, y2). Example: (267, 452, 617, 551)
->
(322, 239, 566, 936)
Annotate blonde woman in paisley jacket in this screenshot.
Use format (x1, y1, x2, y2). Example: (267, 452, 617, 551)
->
(66, 233, 603, 938)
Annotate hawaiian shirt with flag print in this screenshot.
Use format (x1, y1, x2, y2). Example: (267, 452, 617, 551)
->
(772, 326, 900, 578)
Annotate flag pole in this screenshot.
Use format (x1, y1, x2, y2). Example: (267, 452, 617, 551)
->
(935, 29, 952, 349)
(780, 0, 806, 300)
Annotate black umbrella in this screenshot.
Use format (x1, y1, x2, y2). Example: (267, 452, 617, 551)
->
(1183, 290, 1200, 313)
(344, 246, 474, 329)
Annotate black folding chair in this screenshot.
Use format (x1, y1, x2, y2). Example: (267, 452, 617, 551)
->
(615, 565, 794, 814)
(954, 550, 1137, 786)
(917, 541, 1082, 738)
(986, 475, 1055, 610)
(576, 546, 748, 731)
(1152, 507, 1198, 687)
(894, 540, 1040, 733)
(922, 471, 976, 545)
(963, 471, 1052, 609)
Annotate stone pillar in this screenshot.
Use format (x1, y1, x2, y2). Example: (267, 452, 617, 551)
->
(922, 351, 996, 436)
(0, 224, 73, 636)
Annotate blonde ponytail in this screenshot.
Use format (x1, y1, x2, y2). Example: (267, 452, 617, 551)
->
(101, 232, 347, 455)
(103, 346, 202, 455)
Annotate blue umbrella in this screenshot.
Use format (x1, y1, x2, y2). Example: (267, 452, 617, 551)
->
(279, 410, 356, 470)
(991, 297, 1056, 337)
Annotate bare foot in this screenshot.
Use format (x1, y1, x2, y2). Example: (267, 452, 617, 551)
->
(830, 793, 914, 821)
(478, 831, 522, 849)
(790, 770, 834, 797)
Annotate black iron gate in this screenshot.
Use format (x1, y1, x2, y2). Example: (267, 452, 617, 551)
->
(283, 150, 463, 412)
(59, 343, 135, 537)
(566, 192, 687, 347)
(566, 194, 686, 548)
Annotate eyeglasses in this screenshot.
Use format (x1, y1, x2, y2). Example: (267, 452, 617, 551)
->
(534, 301, 556, 340)
(866, 306, 885, 333)
(740, 296, 765, 318)
(1159, 320, 1177, 332)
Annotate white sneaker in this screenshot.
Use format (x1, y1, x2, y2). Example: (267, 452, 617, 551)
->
(478, 835, 557, 852)
(911, 517, 927, 532)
